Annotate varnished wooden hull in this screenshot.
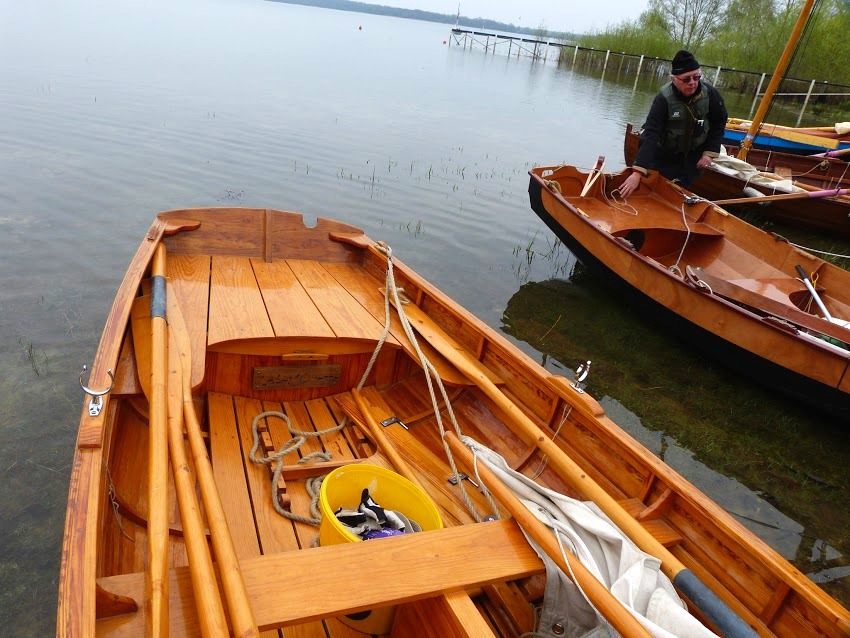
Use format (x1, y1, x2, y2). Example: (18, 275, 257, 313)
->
(624, 124, 850, 237)
(528, 166, 850, 419)
(59, 208, 850, 637)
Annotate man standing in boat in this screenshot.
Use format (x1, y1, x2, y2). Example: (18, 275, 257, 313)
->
(619, 50, 728, 197)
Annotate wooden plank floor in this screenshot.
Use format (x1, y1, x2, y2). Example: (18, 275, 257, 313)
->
(206, 385, 536, 637)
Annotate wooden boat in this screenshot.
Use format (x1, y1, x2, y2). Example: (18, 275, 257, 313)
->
(731, 0, 850, 159)
(528, 165, 850, 419)
(723, 118, 850, 155)
(58, 207, 850, 637)
(624, 123, 850, 237)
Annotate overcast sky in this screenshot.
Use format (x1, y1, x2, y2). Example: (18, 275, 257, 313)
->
(382, 0, 650, 34)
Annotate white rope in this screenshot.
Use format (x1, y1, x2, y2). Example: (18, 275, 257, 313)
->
(789, 242, 850, 260)
(669, 198, 702, 277)
(553, 525, 614, 637)
(529, 404, 572, 480)
(375, 241, 500, 523)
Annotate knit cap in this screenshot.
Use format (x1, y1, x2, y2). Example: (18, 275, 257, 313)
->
(671, 50, 700, 74)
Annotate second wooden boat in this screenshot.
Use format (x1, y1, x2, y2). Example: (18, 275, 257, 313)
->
(58, 208, 850, 637)
(529, 165, 850, 419)
(625, 123, 850, 237)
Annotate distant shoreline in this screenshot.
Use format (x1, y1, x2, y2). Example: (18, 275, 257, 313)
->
(266, 0, 579, 39)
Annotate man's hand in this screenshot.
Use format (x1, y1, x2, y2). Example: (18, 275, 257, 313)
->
(618, 171, 642, 198)
(696, 154, 713, 169)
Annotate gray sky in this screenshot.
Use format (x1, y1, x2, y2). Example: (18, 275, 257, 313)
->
(383, 1, 650, 34)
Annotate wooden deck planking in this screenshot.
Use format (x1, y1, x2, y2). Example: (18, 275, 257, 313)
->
(207, 393, 284, 638)
(286, 259, 401, 344)
(321, 262, 476, 386)
(208, 256, 275, 346)
(208, 393, 261, 559)
(167, 254, 211, 388)
(251, 259, 336, 339)
(232, 395, 301, 554)
(256, 402, 333, 638)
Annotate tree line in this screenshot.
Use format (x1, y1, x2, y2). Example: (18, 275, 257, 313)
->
(579, 0, 850, 84)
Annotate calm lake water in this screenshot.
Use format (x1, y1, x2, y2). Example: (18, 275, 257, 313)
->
(1, 0, 848, 634)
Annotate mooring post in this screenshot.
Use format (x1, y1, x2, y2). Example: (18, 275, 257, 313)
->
(636, 54, 644, 76)
(603, 49, 610, 73)
(573, 44, 578, 65)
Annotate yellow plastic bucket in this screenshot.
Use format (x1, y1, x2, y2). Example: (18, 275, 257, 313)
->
(318, 463, 443, 634)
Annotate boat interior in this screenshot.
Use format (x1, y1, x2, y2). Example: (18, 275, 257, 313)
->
(535, 165, 850, 334)
(81, 209, 849, 637)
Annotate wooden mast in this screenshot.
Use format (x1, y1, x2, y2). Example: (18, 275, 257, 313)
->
(737, 0, 816, 161)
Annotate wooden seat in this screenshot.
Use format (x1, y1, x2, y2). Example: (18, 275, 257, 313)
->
(95, 519, 544, 636)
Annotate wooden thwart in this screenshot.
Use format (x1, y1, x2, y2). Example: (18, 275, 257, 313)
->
(688, 269, 850, 344)
(95, 520, 544, 636)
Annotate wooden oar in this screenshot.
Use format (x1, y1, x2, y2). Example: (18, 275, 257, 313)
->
(165, 320, 230, 637)
(442, 432, 654, 638)
(580, 156, 605, 197)
(133, 260, 231, 636)
(147, 244, 170, 637)
(714, 187, 850, 205)
(389, 298, 760, 638)
(165, 283, 260, 638)
(351, 388, 428, 493)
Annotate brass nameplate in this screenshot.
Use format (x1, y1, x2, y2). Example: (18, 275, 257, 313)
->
(253, 365, 341, 390)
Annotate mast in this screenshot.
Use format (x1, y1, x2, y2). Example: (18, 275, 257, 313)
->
(737, 0, 816, 160)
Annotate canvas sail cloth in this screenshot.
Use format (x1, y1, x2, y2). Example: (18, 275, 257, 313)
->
(460, 436, 718, 638)
(710, 147, 805, 194)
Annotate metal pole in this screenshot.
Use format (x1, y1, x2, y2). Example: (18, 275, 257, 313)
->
(713, 65, 721, 85)
(603, 49, 610, 73)
(749, 73, 766, 117)
(636, 54, 644, 76)
(796, 78, 817, 126)
(573, 44, 578, 65)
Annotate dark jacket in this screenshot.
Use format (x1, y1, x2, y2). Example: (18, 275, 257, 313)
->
(633, 79, 728, 186)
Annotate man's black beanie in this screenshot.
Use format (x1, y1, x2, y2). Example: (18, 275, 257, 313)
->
(671, 50, 700, 74)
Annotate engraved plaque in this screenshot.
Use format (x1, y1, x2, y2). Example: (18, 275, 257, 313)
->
(253, 364, 341, 390)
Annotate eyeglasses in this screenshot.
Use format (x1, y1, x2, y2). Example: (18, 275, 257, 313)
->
(674, 73, 702, 84)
